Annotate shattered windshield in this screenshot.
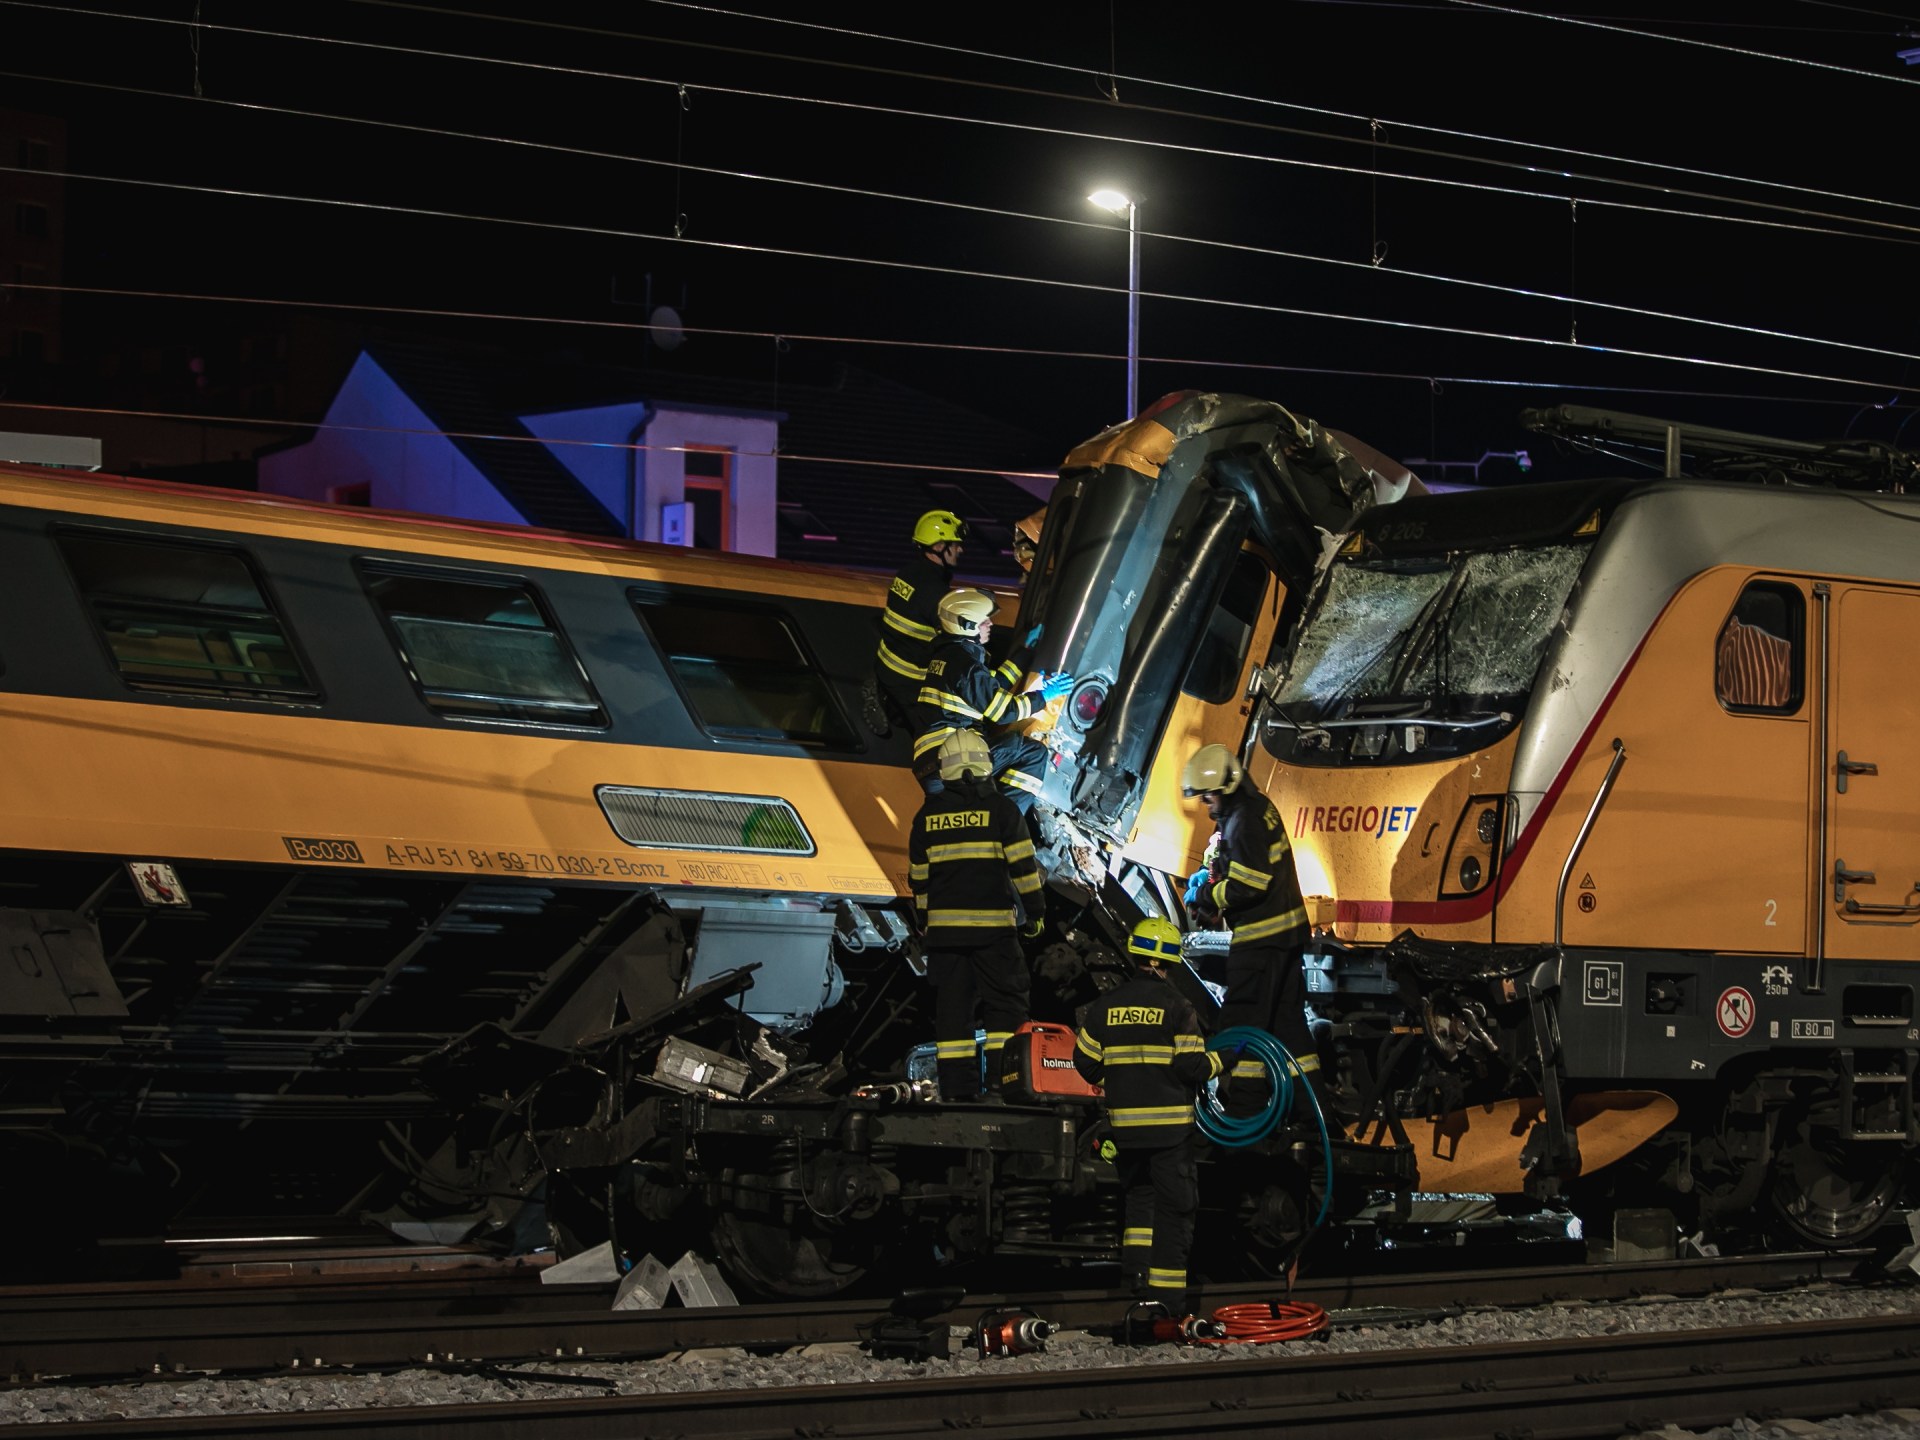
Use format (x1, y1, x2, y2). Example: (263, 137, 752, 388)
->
(1277, 544, 1586, 722)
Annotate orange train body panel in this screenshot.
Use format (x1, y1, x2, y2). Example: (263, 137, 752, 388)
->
(1351, 1091, 1681, 1194)
(0, 694, 918, 897)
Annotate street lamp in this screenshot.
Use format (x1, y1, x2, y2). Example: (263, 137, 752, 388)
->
(1087, 188, 1139, 420)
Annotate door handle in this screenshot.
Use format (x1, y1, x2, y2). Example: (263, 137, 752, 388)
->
(1834, 858, 1877, 904)
(1836, 750, 1878, 794)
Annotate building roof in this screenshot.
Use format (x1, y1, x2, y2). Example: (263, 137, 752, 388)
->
(366, 339, 625, 537)
(356, 335, 1055, 580)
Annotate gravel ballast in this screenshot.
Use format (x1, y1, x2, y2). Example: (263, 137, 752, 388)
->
(4, 1280, 1920, 1433)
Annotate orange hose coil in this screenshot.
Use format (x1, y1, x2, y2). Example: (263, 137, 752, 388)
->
(1201, 1300, 1329, 1344)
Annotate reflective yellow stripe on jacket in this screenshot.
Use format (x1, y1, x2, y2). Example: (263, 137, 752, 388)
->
(926, 906, 1017, 928)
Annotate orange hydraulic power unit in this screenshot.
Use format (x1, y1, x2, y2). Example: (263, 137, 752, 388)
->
(1001, 1022, 1102, 1102)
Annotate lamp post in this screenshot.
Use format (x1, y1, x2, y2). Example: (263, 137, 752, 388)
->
(1087, 188, 1139, 420)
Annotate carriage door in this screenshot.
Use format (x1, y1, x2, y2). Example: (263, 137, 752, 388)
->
(1825, 585, 1920, 962)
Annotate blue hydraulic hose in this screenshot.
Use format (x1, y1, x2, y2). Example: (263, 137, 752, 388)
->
(1198, 1026, 1333, 1226)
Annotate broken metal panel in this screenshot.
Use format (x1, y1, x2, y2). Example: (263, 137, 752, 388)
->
(1024, 393, 1403, 846)
(682, 901, 843, 1030)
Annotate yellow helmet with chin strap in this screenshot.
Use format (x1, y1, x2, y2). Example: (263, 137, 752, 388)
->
(1126, 916, 1185, 966)
(937, 588, 997, 638)
(937, 729, 993, 782)
(913, 510, 969, 548)
(1180, 743, 1243, 797)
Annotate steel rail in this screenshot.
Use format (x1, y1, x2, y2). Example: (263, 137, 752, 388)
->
(20, 1310, 1920, 1440)
(1, 1248, 1878, 1383)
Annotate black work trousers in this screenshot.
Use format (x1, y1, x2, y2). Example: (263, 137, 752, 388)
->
(1118, 1130, 1204, 1314)
(1219, 944, 1318, 1115)
(926, 935, 1030, 1101)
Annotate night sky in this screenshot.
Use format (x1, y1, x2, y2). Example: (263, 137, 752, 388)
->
(8, 0, 1920, 481)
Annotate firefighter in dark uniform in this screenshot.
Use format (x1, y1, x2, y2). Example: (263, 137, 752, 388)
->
(1182, 743, 1320, 1111)
(914, 589, 1073, 811)
(868, 510, 967, 734)
(908, 730, 1044, 1101)
(1073, 916, 1221, 1317)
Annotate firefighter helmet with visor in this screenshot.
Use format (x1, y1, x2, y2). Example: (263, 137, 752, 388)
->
(937, 729, 994, 782)
(937, 588, 997, 638)
(1126, 915, 1185, 967)
(1180, 743, 1244, 797)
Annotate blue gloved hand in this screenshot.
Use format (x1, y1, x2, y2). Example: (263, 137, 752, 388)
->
(1024, 623, 1044, 648)
(1183, 867, 1210, 905)
(1039, 671, 1075, 702)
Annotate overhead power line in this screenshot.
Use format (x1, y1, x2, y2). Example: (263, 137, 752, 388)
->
(9, 0, 1919, 243)
(15, 279, 1916, 413)
(617, 0, 1920, 221)
(1452, 0, 1920, 85)
(0, 160, 1911, 396)
(9, 70, 1918, 371)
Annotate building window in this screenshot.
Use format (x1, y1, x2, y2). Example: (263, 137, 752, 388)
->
(632, 590, 857, 748)
(17, 139, 50, 170)
(15, 203, 47, 240)
(1183, 550, 1271, 703)
(13, 330, 45, 365)
(57, 531, 319, 701)
(1716, 581, 1802, 713)
(362, 564, 607, 727)
(682, 447, 731, 550)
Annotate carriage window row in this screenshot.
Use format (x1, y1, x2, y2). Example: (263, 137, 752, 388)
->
(52, 531, 854, 746)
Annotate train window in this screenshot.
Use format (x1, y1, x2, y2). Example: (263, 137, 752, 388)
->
(57, 531, 319, 701)
(1716, 582, 1803, 714)
(631, 593, 857, 748)
(1182, 551, 1271, 704)
(361, 565, 607, 727)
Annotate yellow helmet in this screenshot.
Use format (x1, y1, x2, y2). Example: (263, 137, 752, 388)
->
(937, 588, 997, 637)
(1180, 743, 1243, 797)
(913, 510, 969, 547)
(1012, 508, 1045, 572)
(1127, 916, 1185, 966)
(937, 729, 993, 782)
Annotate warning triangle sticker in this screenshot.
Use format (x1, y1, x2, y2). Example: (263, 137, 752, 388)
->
(1579, 873, 1595, 889)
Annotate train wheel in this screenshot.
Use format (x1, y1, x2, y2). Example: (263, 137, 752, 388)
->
(709, 1205, 872, 1299)
(1768, 1114, 1900, 1246)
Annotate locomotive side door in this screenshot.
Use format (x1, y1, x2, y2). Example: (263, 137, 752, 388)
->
(1824, 584, 1920, 961)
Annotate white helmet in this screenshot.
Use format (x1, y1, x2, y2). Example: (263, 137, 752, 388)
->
(1180, 743, 1243, 797)
(937, 589, 997, 638)
(938, 729, 993, 782)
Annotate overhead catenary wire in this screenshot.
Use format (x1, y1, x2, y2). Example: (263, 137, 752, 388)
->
(10, 280, 1913, 416)
(616, 0, 1920, 222)
(9, 0, 1920, 246)
(2, 159, 1907, 396)
(1452, 0, 1920, 86)
(0, 400, 1063, 486)
(10, 70, 1918, 374)
(8, 0, 1915, 451)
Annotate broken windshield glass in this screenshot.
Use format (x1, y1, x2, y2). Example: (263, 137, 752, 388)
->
(1277, 544, 1586, 723)
(1405, 546, 1585, 700)
(1275, 562, 1448, 716)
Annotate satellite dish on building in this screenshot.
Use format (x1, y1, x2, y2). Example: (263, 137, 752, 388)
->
(648, 305, 686, 352)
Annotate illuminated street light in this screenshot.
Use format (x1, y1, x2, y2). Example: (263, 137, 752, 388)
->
(1088, 188, 1139, 420)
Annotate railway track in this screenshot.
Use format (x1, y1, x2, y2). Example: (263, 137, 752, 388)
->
(1, 1247, 1882, 1383)
(18, 1310, 1920, 1439)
